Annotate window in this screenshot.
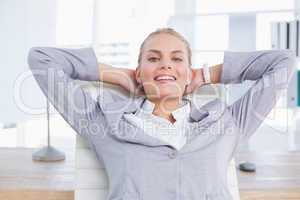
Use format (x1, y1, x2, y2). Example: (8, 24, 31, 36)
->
(194, 15, 229, 51)
(192, 15, 228, 66)
(192, 51, 224, 67)
(56, 0, 94, 45)
(94, 0, 175, 68)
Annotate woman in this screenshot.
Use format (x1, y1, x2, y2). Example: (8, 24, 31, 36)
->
(28, 28, 295, 200)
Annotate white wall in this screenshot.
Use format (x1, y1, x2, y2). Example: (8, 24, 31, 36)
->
(0, 0, 57, 125)
(229, 14, 256, 51)
(227, 14, 256, 105)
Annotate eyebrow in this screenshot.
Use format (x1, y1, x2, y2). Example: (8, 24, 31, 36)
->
(147, 49, 184, 55)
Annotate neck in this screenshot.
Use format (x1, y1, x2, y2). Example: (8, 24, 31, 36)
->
(149, 97, 182, 123)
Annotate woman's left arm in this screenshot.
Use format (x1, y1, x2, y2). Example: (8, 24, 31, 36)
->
(209, 50, 296, 139)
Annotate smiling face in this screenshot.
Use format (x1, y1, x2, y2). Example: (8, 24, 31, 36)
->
(136, 32, 192, 101)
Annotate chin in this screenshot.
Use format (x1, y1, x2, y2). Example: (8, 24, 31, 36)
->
(144, 84, 184, 100)
(156, 89, 182, 100)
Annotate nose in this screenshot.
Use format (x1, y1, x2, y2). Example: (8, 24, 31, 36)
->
(159, 59, 173, 70)
(161, 65, 172, 70)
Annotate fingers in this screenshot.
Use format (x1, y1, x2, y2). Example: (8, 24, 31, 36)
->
(184, 84, 194, 95)
(184, 78, 205, 95)
(135, 84, 145, 96)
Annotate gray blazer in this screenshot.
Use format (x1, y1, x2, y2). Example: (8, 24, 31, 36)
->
(27, 47, 295, 200)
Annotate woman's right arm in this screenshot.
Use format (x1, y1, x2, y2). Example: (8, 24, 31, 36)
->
(28, 47, 117, 143)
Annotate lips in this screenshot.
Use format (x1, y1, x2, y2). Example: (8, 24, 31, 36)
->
(154, 75, 177, 81)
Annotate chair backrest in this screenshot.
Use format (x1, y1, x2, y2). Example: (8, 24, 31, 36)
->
(74, 81, 240, 200)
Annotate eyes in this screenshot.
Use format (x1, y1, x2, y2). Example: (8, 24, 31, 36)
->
(147, 56, 183, 63)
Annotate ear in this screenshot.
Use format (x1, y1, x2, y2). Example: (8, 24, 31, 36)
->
(135, 67, 142, 84)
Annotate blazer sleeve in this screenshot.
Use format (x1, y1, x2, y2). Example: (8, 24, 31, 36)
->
(27, 47, 109, 145)
(220, 49, 296, 139)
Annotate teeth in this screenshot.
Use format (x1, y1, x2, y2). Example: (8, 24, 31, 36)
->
(155, 75, 175, 81)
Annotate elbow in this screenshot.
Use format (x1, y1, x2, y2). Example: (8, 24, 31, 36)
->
(27, 47, 42, 70)
(277, 49, 296, 64)
(27, 47, 50, 70)
(282, 49, 296, 75)
(275, 50, 297, 86)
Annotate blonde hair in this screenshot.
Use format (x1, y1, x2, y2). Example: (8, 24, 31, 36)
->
(137, 28, 192, 66)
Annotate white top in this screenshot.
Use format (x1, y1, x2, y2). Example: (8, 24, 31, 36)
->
(123, 99, 191, 150)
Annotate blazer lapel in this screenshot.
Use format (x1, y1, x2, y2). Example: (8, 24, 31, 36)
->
(98, 94, 228, 152)
(181, 97, 228, 153)
(98, 96, 172, 147)
(98, 95, 143, 127)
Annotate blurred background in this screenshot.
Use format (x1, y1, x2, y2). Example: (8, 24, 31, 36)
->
(1, 0, 300, 199)
(0, 0, 298, 148)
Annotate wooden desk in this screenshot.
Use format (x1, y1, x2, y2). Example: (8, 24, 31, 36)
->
(0, 147, 74, 200)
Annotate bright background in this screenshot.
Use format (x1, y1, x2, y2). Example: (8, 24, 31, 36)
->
(0, 0, 299, 151)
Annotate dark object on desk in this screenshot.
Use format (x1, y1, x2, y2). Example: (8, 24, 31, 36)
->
(238, 162, 256, 172)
